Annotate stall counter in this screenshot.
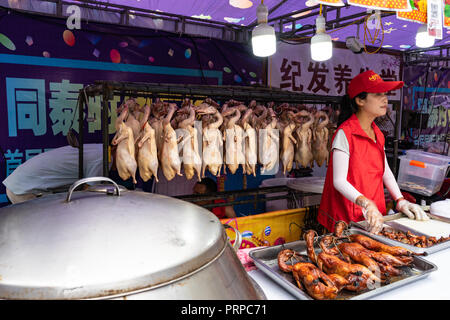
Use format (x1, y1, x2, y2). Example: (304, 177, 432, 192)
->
(247, 247, 450, 300)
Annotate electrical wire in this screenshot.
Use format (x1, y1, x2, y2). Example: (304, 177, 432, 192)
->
(363, 12, 384, 54)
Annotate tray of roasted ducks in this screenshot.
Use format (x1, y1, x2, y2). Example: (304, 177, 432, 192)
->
(350, 212, 450, 255)
(249, 221, 437, 300)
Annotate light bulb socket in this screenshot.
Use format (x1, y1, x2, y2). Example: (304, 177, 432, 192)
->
(315, 15, 326, 34)
(256, 2, 268, 24)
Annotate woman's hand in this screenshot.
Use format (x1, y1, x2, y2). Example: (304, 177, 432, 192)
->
(396, 199, 429, 221)
(356, 195, 384, 234)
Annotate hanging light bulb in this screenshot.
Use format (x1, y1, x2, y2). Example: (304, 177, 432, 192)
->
(310, 13, 332, 61)
(252, 1, 276, 57)
(415, 24, 435, 48)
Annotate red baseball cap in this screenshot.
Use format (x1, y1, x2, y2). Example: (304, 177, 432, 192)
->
(347, 70, 404, 99)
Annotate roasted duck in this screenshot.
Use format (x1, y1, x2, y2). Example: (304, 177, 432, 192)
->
(277, 249, 340, 300)
(304, 230, 383, 292)
(380, 228, 450, 248)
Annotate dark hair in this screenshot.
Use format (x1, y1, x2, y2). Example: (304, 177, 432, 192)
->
(196, 177, 217, 193)
(337, 92, 368, 127)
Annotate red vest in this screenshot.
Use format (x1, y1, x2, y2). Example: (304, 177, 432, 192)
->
(318, 114, 386, 233)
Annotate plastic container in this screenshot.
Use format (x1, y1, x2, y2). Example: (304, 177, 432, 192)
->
(405, 150, 450, 166)
(397, 150, 450, 196)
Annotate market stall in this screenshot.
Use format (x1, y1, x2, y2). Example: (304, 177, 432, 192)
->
(0, 0, 449, 302)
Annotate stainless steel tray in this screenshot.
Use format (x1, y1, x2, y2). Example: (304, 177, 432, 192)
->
(249, 228, 437, 300)
(350, 214, 450, 255)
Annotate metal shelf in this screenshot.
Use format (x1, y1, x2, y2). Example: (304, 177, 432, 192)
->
(78, 81, 342, 179)
(83, 81, 341, 104)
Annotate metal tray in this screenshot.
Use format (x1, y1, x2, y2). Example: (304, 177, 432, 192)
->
(428, 213, 450, 224)
(249, 228, 437, 300)
(350, 214, 450, 255)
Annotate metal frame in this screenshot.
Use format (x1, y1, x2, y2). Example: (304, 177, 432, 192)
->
(5, 0, 441, 53)
(398, 44, 450, 170)
(175, 186, 318, 209)
(2, 0, 247, 42)
(403, 44, 450, 68)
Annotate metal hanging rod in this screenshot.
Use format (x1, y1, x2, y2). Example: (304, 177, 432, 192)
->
(403, 45, 450, 67)
(83, 81, 341, 104)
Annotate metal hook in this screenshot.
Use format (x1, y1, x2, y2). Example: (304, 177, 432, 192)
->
(331, 236, 346, 260)
(289, 222, 302, 235)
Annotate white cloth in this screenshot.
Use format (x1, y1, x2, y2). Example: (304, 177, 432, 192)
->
(332, 130, 403, 204)
(2, 144, 103, 195)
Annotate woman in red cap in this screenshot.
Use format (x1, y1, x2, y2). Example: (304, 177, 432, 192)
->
(318, 70, 429, 234)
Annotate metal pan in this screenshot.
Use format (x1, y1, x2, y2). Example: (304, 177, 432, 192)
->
(249, 228, 437, 300)
(350, 216, 450, 255)
(428, 213, 450, 224)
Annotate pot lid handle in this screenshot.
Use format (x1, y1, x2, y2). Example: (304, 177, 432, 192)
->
(66, 177, 121, 202)
(223, 224, 242, 252)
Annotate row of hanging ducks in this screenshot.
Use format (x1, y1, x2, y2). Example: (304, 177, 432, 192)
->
(111, 98, 338, 183)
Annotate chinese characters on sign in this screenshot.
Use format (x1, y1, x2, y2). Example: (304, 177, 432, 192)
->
(270, 44, 401, 99)
(49, 79, 83, 136)
(6, 78, 47, 137)
(276, 59, 399, 96)
(4, 148, 53, 177)
(6, 78, 122, 138)
(280, 58, 303, 91)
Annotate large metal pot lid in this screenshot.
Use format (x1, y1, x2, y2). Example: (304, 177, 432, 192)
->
(0, 177, 227, 299)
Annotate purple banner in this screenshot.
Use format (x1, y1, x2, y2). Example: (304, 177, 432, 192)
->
(402, 66, 450, 155)
(0, 9, 263, 205)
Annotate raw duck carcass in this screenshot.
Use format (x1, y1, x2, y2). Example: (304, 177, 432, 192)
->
(251, 103, 269, 132)
(160, 103, 183, 181)
(117, 98, 142, 157)
(112, 105, 137, 184)
(223, 107, 245, 174)
(240, 108, 257, 177)
(294, 110, 314, 168)
(281, 112, 297, 174)
(177, 105, 202, 181)
(171, 98, 191, 130)
(124, 99, 143, 143)
(198, 105, 224, 177)
(137, 104, 159, 182)
(260, 108, 279, 174)
(149, 98, 166, 161)
(220, 99, 243, 132)
(311, 110, 330, 167)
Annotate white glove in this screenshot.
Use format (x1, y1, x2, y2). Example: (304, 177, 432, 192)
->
(356, 196, 384, 234)
(396, 199, 430, 221)
(362, 204, 384, 234)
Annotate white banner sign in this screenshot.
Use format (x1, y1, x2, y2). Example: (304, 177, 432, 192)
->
(428, 0, 444, 39)
(268, 43, 402, 100)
